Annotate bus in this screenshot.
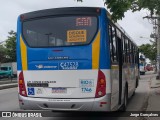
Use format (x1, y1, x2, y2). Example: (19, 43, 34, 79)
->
(139, 56, 146, 75)
(17, 7, 139, 111)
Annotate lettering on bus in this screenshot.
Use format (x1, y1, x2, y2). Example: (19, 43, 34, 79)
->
(80, 79, 93, 93)
(59, 62, 79, 70)
(80, 79, 94, 87)
(67, 30, 87, 43)
(27, 81, 56, 87)
(35, 64, 58, 69)
(81, 88, 92, 93)
(76, 17, 92, 26)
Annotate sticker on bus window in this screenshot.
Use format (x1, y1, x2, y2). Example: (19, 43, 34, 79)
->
(67, 30, 87, 43)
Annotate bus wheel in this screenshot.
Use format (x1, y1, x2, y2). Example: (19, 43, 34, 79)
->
(121, 86, 128, 111)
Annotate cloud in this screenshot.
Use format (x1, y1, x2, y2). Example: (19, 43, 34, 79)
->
(0, 0, 104, 41)
(118, 10, 153, 45)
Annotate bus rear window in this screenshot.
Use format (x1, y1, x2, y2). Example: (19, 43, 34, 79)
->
(22, 16, 98, 47)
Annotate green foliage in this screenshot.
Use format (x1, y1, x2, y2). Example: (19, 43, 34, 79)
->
(0, 45, 6, 63)
(133, 0, 160, 15)
(105, 0, 160, 21)
(5, 30, 16, 62)
(139, 42, 156, 61)
(105, 0, 134, 21)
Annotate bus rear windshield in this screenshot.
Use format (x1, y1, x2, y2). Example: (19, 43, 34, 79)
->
(22, 16, 98, 47)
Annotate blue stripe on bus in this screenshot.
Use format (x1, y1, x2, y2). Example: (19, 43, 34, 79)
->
(16, 16, 22, 70)
(99, 9, 110, 69)
(27, 45, 92, 70)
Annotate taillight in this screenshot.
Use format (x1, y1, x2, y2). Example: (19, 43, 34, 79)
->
(95, 70, 106, 98)
(19, 71, 27, 97)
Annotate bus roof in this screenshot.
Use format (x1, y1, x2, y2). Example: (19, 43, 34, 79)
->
(20, 7, 101, 21)
(20, 7, 137, 47)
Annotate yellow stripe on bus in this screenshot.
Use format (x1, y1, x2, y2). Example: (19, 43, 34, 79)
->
(20, 36, 28, 70)
(92, 31, 100, 69)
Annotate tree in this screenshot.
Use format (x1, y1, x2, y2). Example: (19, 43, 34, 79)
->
(139, 42, 157, 61)
(105, 0, 134, 21)
(5, 30, 16, 62)
(105, 0, 160, 21)
(0, 45, 6, 63)
(73, 0, 159, 20)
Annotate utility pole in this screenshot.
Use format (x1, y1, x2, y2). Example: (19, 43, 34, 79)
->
(143, 15, 160, 79)
(75, 0, 83, 2)
(157, 15, 160, 79)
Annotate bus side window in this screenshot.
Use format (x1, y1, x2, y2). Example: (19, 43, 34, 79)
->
(109, 25, 113, 62)
(122, 35, 125, 63)
(112, 26, 118, 62)
(135, 49, 138, 64)
(109, 25, 118, 63)
(125, 39, 128, 63)
(128, 40, 131, 63)
(123, 36, 126, 63)
(116, 29, 122, 62)
(129, 41, 132, 64)
(132, 45, 135, 64)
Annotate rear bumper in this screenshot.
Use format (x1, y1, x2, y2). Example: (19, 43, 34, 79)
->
(18, 94, 111, 111)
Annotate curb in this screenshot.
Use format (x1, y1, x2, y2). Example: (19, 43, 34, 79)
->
(0, 83, 18, 90)
(0, 81, 17, 85)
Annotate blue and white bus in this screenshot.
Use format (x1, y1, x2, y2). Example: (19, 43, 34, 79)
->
(17, 7, 139, 111)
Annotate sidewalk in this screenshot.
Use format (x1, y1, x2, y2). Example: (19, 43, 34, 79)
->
(150, 76, 160, 88)
(147, 76, 160, 111)
(0, 78, 17, 90)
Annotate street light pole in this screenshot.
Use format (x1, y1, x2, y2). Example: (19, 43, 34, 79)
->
(143, 15, 160, 79)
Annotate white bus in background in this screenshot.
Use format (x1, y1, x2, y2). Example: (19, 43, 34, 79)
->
(139, 56, 146, 75)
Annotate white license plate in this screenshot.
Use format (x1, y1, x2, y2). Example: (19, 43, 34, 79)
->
(52, 88, 67, 93)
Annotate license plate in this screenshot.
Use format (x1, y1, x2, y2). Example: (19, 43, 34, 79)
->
(52, 88, 67, 93)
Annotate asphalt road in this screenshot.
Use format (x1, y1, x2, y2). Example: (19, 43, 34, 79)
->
(0, 71, 158, 120)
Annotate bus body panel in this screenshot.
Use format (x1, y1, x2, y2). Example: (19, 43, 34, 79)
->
(17, 69, 111, 98)
(18, 93, 111, 111)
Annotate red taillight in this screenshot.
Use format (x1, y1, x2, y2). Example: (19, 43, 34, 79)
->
(19, 71, 27, 97)
(20, 15, 25, 21)
(95, 70, 106, 98)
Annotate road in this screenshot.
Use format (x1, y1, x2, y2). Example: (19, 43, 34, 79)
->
(0, 71, 158, 120)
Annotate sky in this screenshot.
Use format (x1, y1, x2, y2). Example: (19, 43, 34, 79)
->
(0, 0, 154, 46)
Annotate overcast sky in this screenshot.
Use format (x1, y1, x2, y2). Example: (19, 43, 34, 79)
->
(0, 0, 154, 45)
